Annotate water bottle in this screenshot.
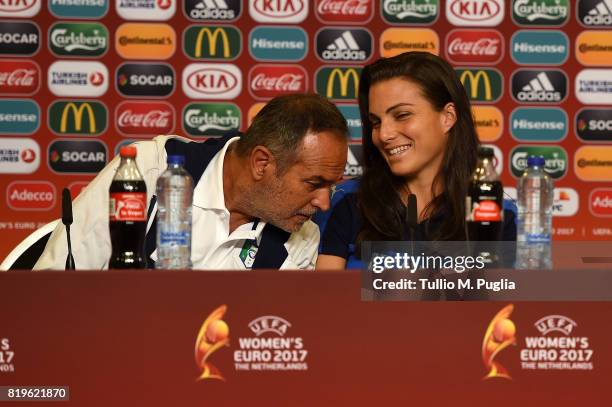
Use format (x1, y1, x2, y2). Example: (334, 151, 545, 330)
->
(156, 155, 193, 269)
(516, 156, 554, 270)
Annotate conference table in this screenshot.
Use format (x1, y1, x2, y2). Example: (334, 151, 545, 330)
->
(0, 267, 610, 405)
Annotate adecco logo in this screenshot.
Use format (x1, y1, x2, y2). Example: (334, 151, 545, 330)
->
(0, 99, 40, 135)
(0, 21, 40, 56)
(380, 28, 438, 58)
(552, 188, 579, 217)
(511, 69, 568, 104)
(183, 0, 241, 21)
(249, 26, 307, 62)
(445, 29, 503, 65)
(116, 0, 176, 21)
(510, 30, 569, 65)
(575, 69, 612, 104)
(48, 100, 107, 136)
(115, 23, 176, 60)
(337, 104, 362, 141)
(576, 108, 612, 142)
(183, 102, 241, 137)
(316, 0, 374, 23)
(315, 66, 361, 101)
(249, 64, 307, 99)
(47, 60, 108, 97)
(455, 68, 503, 103)
(0, 0, 40, 17)
(512, 0, 569, 26)
(183, 25, 241, 60)
(49, 22, 108, 58)
(446, 0, 504, 26)
(49, 0, 109, 19)
(510, 145, 568, 179)
(249, 0, 308, 23)
(0, 137, 40, 174)
(116, 63, 175, 97)
(472, 105, 503, 142)
(576, 30, 612, 66)
(589, 188, 612, 217)
(6, 181, 55, 211)
(0, 59, 40, 95)
(578, 0, 612, 27)
(182, 63, 241, 99)
(48, 139, 107, 174)
(510, 107, 568, 142)
(116, 101, 175, 136)
(575, 146, 612, 181)
(382, 0, 439, 24)
(316, 28, 373, 63)
(345, 144, 363, 177)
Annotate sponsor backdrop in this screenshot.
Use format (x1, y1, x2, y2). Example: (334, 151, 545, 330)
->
(0, 0, 611, 261)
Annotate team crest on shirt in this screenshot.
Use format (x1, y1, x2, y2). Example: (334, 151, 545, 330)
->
(239, 239, 258, 268)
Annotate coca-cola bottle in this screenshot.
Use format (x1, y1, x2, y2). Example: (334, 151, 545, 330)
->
(108, 146, 147, 269)
(466, 146, 504, 241)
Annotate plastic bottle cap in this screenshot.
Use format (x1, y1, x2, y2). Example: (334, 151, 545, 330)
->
(167, 155, 185, 165)
(119, 146, 137, 158)
(527, 155, 545, 167)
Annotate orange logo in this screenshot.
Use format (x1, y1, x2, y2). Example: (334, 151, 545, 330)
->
(472, 105, 503, 142)
(247, 102, 266, 126)
(576, 31, 612, 67)
(482, 304, 516, 380)
(574, 146, 612, 182)
(195, 305, 230, 381)
(379, 28, 439, 58)
(115, 23, 176, 60)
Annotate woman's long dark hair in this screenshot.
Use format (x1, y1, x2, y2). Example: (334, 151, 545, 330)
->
(356, 51, 479, 245)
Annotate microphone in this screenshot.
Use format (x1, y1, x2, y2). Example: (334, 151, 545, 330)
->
(62, 188, 75, 270)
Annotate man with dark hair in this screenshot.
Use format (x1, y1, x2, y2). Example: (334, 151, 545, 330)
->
(35, 94, 348, 270)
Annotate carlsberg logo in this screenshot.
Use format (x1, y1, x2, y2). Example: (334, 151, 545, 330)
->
(383, 0, 438, 19)
(185, 109, 239, 132)
(513, 0, 568, 22)
(512, 151, 566, 175)
(50, 23, 108, 55)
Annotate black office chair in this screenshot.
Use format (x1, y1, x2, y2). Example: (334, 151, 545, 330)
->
(0, 220, 59, 271)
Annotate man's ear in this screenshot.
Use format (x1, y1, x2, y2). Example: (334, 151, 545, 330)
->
(440, 102, 457, 134)
(249, 146, 275, 181)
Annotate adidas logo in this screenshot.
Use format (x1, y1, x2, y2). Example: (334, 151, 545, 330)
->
(517, 72, 561, 102)
(344, 146, 363, 177)
(189, 0, 236, 20)
(322, 31, 367, 61)
(584, 0, 612, 25)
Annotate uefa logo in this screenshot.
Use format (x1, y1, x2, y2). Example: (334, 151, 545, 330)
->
(0, 21, 40, 56)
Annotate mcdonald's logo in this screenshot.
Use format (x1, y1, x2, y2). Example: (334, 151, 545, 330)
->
(183, 25, 241, 60)
(315, 66, 362, 100)
(48, 100, 107, 136)
(455, 68, 502, 102)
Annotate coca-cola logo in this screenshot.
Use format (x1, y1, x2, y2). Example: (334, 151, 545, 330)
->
(446, 0, 504, 26)
(446, 29, 503, 64)
(248, 65, 307, 99)
(0, 60, 40, 95)
(590, 188, 612, 217)
(316, 0, 373, 23)
(6, 181, 56, 211)
(116, 101, 175, 136)
(182, 63, 241, 99)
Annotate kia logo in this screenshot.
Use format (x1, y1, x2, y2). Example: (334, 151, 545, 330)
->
(449, 0, 500, 20)
(182, 63, 242, 99)
(253, 0, 304, 17)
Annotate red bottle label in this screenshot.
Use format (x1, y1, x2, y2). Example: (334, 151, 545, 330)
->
(109, 192, 147, 221)
(471, 200, 502, 222)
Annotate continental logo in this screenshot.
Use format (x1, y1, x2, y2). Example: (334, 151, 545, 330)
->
(510, 145, 568, 179)
(249, 26, 307, 62)
(380, 28, 439, 58)
(510, 30, 569, 65)
(49, 22, 108, 57)
(0, 21, 40, 56)
(183, 25, 241, 60)
(49, 0, 109, 19)
(183, 0, 241, 22)
(446, 0, 504, 26)
(575, 69, 612, 104)
(510, 107, 567, 142)
(578, 0, 612, 27)
(115, 0, 176, 21)
(472, 105, 502, 142)
(115, 23, 176, 60)
(575, 146, 612, 181)
(512, 0, 569, 26)
(315, 66, 361, 101)
(576, 30, 612, 66)
(576, 108, 612, 142)
(0, 0, 41, 17)
(382, 0, 439, 24)
(456, 68, 503, 102)
(249, 0, 308, 23)
(48, 101, 107, 136)
(0, 99, 40, 135)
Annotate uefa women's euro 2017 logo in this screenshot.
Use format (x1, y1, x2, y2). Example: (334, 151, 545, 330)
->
(195, 305, 230, 381)
(482, 304, 517, 380)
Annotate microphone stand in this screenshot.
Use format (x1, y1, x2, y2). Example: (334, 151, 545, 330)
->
(62, 188, 75, 270)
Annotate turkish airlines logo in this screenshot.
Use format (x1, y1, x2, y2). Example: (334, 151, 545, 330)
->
(316, 0, 373, 23)
(0, 137, 40, 174)
(48, 60, 108, 97)
(249, 0, 308, 23)
(116, 101, 175, 136)
(576, 69, 612, 104)
(116, 63, 175, 97)
(6, 181, 55, 211)
(316, 28, 372, 62)
(590, 188, 612, 217)
(446, 0, 504, 26)
(0, 0, 41, 17)
(249, 65, 307, 100)
(0, 21, 40, 56)
(182, 63, 241, 99)
(0, 60, 39, 95)
(446, 29, 503, 64)
(116, 0, 176, 21)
